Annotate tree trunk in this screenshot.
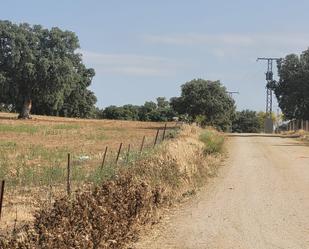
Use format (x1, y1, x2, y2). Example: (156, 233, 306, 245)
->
(18, 98, 32, 119)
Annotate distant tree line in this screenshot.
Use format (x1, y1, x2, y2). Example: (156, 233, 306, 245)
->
(95, 97, 176, 122)
(96, 79, 236, 131)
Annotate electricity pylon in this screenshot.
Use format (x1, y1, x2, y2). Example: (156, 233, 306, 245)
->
(257, 57, 281, 133)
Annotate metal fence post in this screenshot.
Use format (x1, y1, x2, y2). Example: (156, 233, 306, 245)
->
(67, 153, 71, 196)
(116, 143, 123, 163)
(0, 180, 5, 220)
(162, 123, 167, 141)
(101, 146, 108, 170)
(301, 120, 304, 130)
(140, 136, 145, 154)
(153, 129, 160, 147)
(126, 144, 131, 163)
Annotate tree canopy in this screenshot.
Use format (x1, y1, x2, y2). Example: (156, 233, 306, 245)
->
(170, 79, 235, 130)
(270, 49, 309, 120)
(232, 110, 262, 133)
(101, 97, 176, 122)
(0, 20, 96, 118)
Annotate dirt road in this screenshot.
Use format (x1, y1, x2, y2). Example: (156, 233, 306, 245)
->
(134, 135, 309, 249)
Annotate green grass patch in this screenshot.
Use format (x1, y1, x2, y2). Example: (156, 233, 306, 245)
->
(0, 124, 39, 134)
(0, 155, 9, 180)
(199, 130, 224, 155)
(52, 124, 80, 130)
(27, 144, 68, 162)
(0, 141, 17, 149)
(86, 164, 118, 185)
(84, 133, 108, 141)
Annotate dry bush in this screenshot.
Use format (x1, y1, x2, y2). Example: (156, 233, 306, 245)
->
(0, 175, 163, 249)
(0, 125, 223, 249)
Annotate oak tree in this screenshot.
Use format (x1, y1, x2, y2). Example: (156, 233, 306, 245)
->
(0, 20, 96, 118)
(170, 79, 235, 130)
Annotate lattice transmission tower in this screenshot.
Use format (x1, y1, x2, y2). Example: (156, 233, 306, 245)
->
(257, 57, 281, 133)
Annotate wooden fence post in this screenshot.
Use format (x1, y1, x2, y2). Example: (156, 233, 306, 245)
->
(67, 153, 71, 196)
(101, 146, 108, 170)
(153, 129, 160, 147)
(116, 143, 123, 163)
(140, 136, 145, 154)
(0, 180, 5, 220)
(306, 120, 309, 131)
(162, 123, 167, 141)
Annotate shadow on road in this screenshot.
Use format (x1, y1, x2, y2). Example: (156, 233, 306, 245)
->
(226, 133, 301, 139)
(272, 143, 308, 147)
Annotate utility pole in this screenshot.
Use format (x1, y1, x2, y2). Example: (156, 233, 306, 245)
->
(226, 91, 239, 98)
(257, 57, 281, 133)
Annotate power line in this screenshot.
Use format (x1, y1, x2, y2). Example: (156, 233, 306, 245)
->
(226, 91, 239, 98)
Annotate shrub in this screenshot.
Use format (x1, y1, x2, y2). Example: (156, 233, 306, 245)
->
(199, 130, 224, 154)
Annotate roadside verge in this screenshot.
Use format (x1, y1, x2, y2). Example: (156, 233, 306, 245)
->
(0, 125, 224, 249)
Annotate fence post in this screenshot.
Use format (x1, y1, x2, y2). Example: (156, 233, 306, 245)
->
(291, 121, 293, 131)
(0, 180, 5, 220)
(162, 123, 167, 141)
(116, 143, 123, 163)
(126, 144, 131, 163)
(153, 129, 160, 147)
(140, 136, 145, 154)
(67, 153, 71, 196)
(306, 120, 309, 131)
(101, 146, 108, 170)
(301, 120, 304, 130)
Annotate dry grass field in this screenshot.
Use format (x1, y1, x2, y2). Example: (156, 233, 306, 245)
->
(0, 112, 175, 232)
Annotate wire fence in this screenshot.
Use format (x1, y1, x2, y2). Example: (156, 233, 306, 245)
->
(0, 123, 182, 230)
(286, 120, 309, 132)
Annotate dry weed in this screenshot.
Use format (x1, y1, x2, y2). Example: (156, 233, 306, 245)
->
(0, 124, 224, 248)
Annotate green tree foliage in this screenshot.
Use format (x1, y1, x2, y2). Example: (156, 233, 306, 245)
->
(102, 97, 176, 121)
(0, 20, 96, 118)
(270, 49, 309, 120)
(102, 105, 140, 120)
(256, 111, 277, 129)
(232, 110, 262, 133)
(170, 79, 235, 130)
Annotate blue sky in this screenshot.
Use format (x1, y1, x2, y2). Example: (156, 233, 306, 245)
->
(2, 0, 309, 111)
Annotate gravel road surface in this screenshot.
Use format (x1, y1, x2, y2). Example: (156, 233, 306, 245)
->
(134, 134, 309, 249)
